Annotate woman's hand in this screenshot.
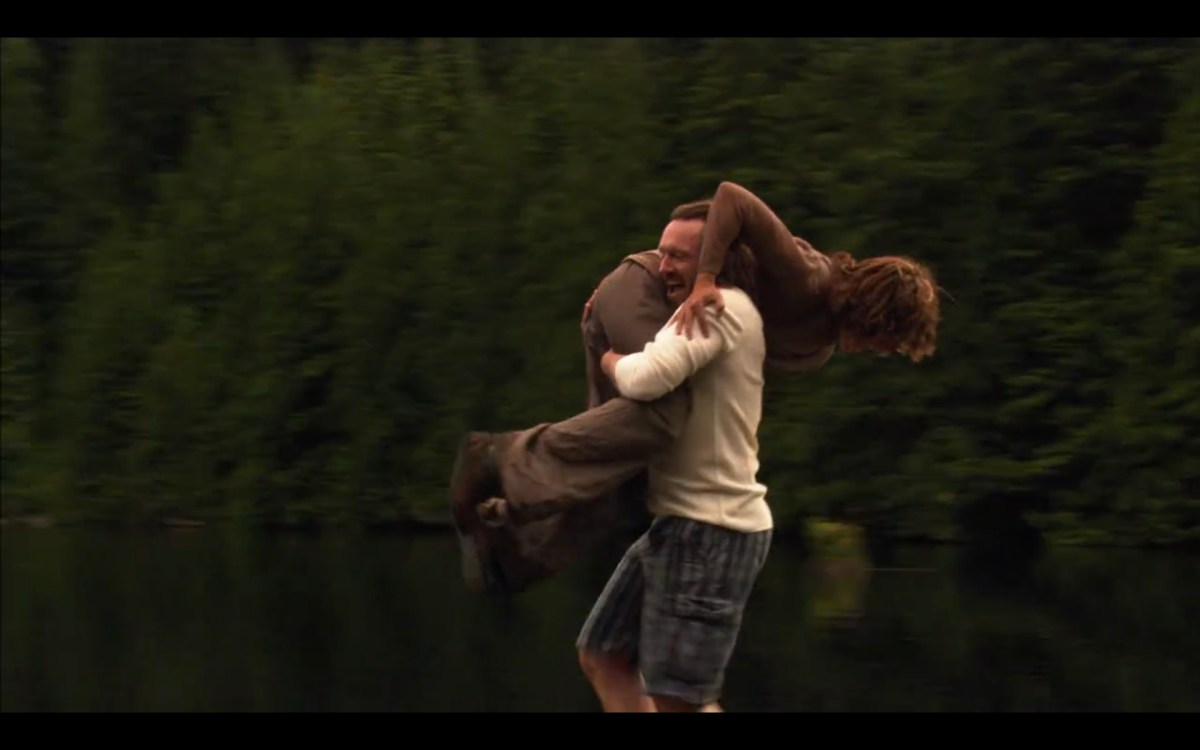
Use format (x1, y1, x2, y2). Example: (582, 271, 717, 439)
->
(581, 285, 599, 325)
(671, 274, 723, 338)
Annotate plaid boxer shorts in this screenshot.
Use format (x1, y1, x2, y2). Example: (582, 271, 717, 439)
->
(575, 514, 772, 705)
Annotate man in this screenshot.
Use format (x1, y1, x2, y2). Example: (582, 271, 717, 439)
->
(449, 181, 941, 596)
(575, 210, 770, 712)
(449, 198, 737, 596)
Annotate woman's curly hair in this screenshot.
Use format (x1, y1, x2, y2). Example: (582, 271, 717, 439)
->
(830, 252, 941, 362)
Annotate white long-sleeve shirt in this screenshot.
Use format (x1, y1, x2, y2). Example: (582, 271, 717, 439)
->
(612, 286, 771, 533)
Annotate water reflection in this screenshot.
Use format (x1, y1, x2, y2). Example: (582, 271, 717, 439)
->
(2, 527, 1197, 712)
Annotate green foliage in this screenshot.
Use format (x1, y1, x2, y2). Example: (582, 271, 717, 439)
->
(1, 38, 1195, 547)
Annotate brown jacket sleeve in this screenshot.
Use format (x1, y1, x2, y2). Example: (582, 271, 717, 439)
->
(581, 254, 673, 408)
(697, 181, 824, 304)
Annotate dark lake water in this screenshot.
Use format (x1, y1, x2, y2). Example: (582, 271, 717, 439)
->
(3, 526, 1197, 711)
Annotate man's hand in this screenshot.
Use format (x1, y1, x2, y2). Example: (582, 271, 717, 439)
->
(672, 273, 723, 338)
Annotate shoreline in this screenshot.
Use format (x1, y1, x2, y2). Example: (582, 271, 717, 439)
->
(2, 514, 1196, 554)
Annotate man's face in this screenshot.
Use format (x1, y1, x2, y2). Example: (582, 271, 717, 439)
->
(657, 218, 704, 306)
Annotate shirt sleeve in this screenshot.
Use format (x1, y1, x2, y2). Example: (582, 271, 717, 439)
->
(697, 181, 825, 303)
(612, 303, 743, 401)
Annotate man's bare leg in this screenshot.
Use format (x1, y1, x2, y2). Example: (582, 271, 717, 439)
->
(578, 650, 657, 713)
(651, 694, 724, 712)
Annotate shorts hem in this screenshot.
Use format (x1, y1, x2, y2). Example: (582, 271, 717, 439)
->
(642, 677, 720, 707)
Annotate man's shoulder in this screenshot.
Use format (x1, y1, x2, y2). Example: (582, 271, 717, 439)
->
(684, 287, 760, 348)
(718, 288, 764, 343)
(621, 249, 662, 276)
(719, 286, 761, 322)
(597, 249, 660, 287)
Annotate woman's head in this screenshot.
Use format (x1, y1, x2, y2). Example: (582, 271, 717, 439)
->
(829, 253, 941, 362)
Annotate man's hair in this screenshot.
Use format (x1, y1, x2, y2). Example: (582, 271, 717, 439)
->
(668, 199, 758, 301)
(830, 252, 940, 362)
(669, 199, 711, 222)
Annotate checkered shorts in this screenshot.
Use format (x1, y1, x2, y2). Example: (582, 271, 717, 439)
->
(575, 515, 772, 705)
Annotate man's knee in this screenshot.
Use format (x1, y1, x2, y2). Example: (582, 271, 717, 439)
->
(578, 649, 632, 681)
(578, 648, 599, 679)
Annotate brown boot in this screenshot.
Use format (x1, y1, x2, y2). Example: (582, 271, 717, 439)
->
(485, 511, 555, 595)
(448, 432, 503, 593)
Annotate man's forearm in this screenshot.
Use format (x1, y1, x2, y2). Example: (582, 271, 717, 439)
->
(608, 309, 727, 402)
(604, 347, 676, 402)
